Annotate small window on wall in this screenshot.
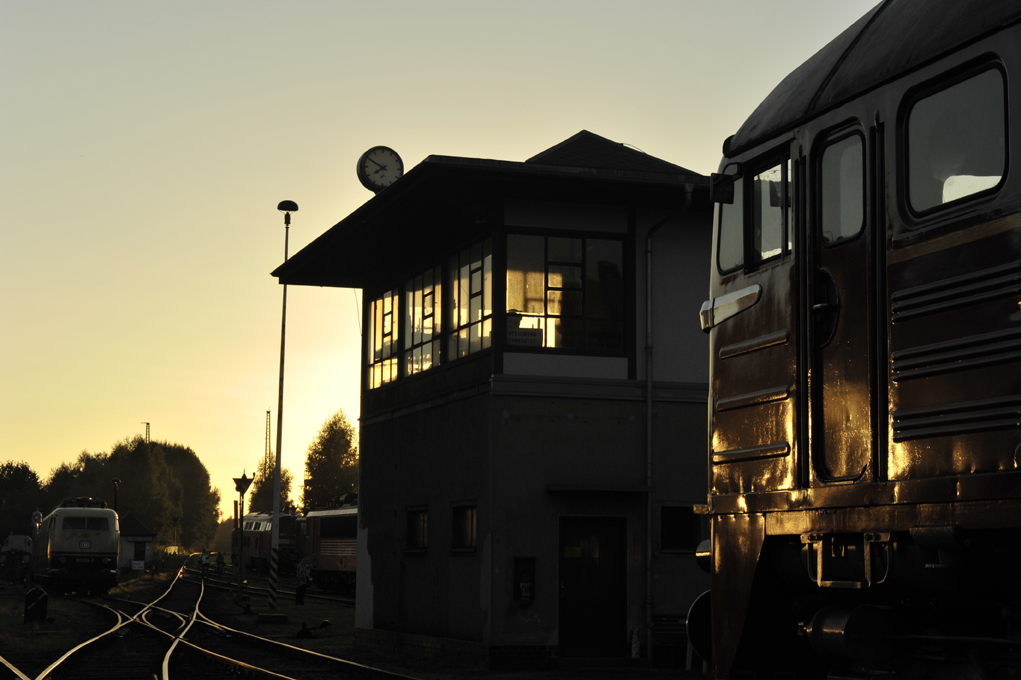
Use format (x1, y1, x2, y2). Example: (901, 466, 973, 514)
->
(367, 288, 399, 389)
(907, 67, 1006, 214)
(447, 239, 492, 360)
(403, 265, 442, 377)
(660, 506, 700, 552)
(820, 134, 865, 245)
(451, 504, 477, 551)
(506, 234, 624, 351)
(406, 507, 428, 551)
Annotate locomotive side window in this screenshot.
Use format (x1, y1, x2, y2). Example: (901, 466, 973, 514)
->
(752, 164, 785, 262)
(821, 134, 865, 244)
(717, 177, 744, 272)
(907, 67, 1006, 213)
(716, 156, 792, 273)
(62, 516, 86, 530)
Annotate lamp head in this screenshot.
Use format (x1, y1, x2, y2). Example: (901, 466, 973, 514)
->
(277, 200, 298, 213)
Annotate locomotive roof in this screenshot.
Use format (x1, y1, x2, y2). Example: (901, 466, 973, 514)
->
(728, 0, 1021, 156)
(305, 506, 357, 518)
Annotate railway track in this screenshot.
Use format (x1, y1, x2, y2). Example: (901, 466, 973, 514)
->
(3, 567, 418, 680)
(180, 566, 355, 608)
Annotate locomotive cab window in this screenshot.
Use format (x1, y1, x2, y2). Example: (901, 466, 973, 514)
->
(716, 156, 792, 273)
(820, 133, 865, 244)
(906, 66, 1007, 214)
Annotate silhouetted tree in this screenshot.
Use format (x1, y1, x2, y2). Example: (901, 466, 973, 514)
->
(0, 461, 44, 538)
(247, 454, 293, 514)
(35, 436, 221, 550)
(301, 409, 358, 512)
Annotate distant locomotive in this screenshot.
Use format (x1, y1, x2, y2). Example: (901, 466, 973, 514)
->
(695, 1, 1021, 678)
(32, 497, 119, 594)
(231, 497, 358, 589)
(232, 511, 300, 575)
(300, 496, 357, 591)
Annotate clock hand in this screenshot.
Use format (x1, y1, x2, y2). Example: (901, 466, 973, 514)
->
(366, 157, 386, 170)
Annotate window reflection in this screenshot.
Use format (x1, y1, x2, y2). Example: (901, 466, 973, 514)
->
(753, 164, 784, 261)
(908, 68, 1005, 213)
(447, 239, 492, 360)
(367, 288, 399, 389)
(506, 234, 623, 351)
(821, 135, 864, 244)
(403, 266, 442, 377)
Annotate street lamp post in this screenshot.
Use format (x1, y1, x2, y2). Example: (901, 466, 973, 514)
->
(270, 199, 296, 611)
(233, 473, 253, 597)
(111, 479, 121, 514)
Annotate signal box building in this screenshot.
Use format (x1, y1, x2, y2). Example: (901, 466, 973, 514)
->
(274, 131, 712, 668)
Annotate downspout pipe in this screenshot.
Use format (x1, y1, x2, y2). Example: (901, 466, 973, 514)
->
(645, 186, 693, 664)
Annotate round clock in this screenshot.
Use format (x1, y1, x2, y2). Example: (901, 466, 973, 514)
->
(356, 146, 404, 192)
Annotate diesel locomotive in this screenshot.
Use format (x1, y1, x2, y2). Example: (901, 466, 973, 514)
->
(694, 1, 1021, 678)
(32, 497, 119, 594)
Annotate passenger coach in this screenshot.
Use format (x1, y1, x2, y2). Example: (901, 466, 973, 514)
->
(696, 1, 1021, 678)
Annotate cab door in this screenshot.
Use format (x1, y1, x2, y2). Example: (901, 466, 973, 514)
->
(705, 152, 799, 496)
(808, 128, 876, 483)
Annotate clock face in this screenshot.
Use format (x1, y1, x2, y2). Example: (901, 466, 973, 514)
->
(357, 146, 404, 192)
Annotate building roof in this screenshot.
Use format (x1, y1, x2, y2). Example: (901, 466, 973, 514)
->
(119, 510, 156, 538)
(273, 131, 707, 290)
(728, 0, 1021, 155)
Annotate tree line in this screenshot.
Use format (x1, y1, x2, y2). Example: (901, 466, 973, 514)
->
(1, 408, 358, 550)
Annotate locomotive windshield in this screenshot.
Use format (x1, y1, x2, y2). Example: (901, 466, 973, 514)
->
(61, 516, 110, 531)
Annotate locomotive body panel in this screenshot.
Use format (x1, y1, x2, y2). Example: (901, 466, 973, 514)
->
(700, 2, 1021, 677)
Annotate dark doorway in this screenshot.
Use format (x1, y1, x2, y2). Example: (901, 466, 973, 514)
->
(558, 516, 627, 657)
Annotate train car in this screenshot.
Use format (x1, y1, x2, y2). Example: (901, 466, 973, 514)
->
(232, 511, 300, 575)
(303, 496, 357, 591)
(694, 1, 1021, 678)
(32, 498, 119, 594)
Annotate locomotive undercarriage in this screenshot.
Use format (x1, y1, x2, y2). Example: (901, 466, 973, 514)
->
(710, 500, 1021, 680)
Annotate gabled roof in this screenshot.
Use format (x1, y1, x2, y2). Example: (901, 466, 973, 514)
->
(527, 130, 697, 175)
(729, 0, 1021, 155)
(273, 131, 707, 290)
(119, 510, 155, 537)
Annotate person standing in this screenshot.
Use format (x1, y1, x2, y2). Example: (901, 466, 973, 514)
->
(295, 558, 311, 605)
(200, 550, 210, 579)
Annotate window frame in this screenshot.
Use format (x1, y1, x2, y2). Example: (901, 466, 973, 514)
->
(405, 506, 428, 553)
(898, 59, 1009, 224)
(505, 230, 626, 354)
(450, 502, 477, 553)
(817, 129, 867, 249)
(715, 149, 793, 275)
(366, 287, 400, 389)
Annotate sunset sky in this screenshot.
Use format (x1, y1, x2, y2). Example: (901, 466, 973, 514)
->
(1, 1, 877, 521)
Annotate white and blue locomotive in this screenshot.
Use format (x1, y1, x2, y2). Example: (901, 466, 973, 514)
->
(32, 497, 119, 594)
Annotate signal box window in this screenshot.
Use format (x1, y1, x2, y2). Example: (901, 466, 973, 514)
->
(506, 234, 624, 350)
(367, 288, 399, 389)
(821, 135, 865, 244)
(451, 504, 477, 551)
(660, 506, 700, 552)
(406, 507, 428, 551)
(907, 68, 1006, 214)
(447, 239, 493, 360)
(403, 265, 442, 377)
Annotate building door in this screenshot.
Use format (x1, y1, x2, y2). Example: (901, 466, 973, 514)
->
(558, 516, 626, 656)
(810, 129, 874, 482)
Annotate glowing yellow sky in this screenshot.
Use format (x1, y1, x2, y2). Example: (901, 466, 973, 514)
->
(0, 0, 877, 521)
